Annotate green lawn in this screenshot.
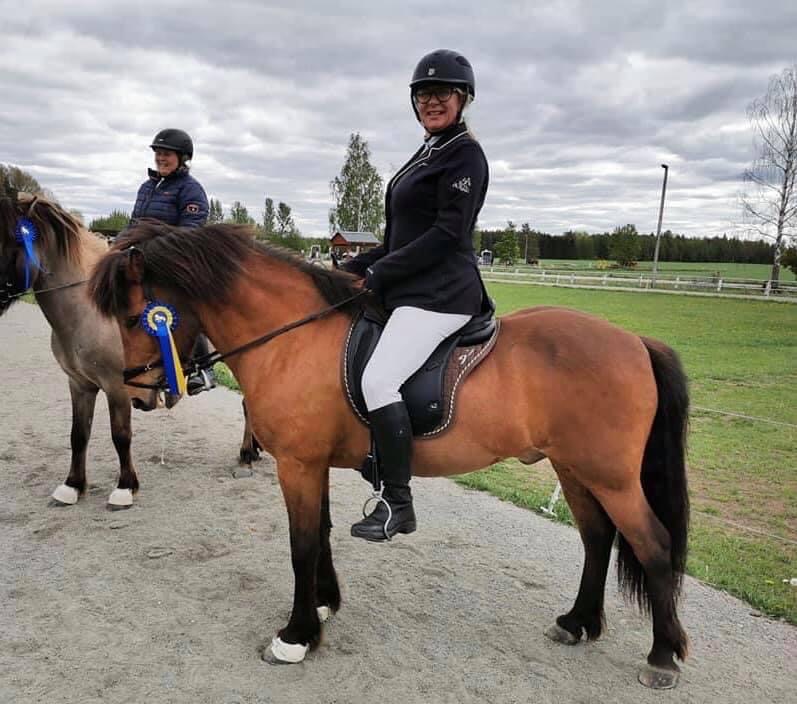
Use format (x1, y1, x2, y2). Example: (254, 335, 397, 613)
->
(455, 284, 797, 623)
(496, 259, 796, 282)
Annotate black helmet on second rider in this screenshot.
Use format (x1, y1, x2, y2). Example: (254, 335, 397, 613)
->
(409, 49, 475, 122)
(149, 128, 194, 163)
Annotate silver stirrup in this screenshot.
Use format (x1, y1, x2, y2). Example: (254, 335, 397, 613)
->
(360, 486, 394, 541)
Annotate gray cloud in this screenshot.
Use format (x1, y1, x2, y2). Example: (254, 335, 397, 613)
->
(1, 0, 795, 238)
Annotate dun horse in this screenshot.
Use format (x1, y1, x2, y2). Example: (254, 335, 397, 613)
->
(0, 194, 260, 507)
(90, 222, 690, 689)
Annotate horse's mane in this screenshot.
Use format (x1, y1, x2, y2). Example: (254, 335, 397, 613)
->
(90, 221, 364, 317)
(0, 192, 86, 266)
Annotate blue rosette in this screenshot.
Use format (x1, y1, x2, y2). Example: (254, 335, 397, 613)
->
(14, 217, 46, 289)
(139, 301, 187, 395)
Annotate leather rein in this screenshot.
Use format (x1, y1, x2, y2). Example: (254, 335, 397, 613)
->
(123, 289, 368, 391)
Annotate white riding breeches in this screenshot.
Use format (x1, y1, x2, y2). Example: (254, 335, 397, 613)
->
(361, 306, 472, 411)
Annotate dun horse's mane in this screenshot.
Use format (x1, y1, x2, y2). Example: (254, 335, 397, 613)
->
(0, 192, 88, 266)
(91, 222, 363, 317)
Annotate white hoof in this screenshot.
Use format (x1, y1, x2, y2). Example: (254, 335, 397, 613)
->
(269, 637, 309, 664)
(51, 484, 79, 505)
(317, 606, 330, 623)
(108, 488, 133, 507)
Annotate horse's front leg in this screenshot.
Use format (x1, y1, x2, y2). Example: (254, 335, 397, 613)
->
(265, 455, 325, 664)
(106, 389, 139, 508)
(51, 380, 98, 505)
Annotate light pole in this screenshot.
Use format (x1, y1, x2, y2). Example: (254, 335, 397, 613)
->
(651, 163, 669, 287)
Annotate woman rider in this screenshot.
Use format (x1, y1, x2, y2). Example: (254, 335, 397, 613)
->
(129, 128, 215, 395)
(342, 50, 490, 541)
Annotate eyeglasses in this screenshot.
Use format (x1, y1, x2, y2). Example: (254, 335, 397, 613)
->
(413, 85, 462, 104)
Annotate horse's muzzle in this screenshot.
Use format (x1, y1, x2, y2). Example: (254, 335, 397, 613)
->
(131, 396, 157, 412)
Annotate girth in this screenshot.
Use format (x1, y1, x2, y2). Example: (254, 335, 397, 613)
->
(343, 304, 500, 437)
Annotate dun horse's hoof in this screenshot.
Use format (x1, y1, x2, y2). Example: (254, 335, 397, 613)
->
(262, 637, 308, 665)
(544, 623, 580, 645)
(108, 488, 133, 509)
(638, 663, 680, 689)
(51, 484, 79, 505)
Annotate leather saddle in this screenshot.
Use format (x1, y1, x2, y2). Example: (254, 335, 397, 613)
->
(343, 298, 500, 436)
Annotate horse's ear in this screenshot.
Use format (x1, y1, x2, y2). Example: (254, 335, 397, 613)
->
(18, 194, 37, 215)
(125, 247, 145, 283)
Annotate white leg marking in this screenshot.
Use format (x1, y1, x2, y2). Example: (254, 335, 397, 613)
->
(51, 484, 79, 505)
(269, 637, 309, 664)
(108, 488, 134, 507)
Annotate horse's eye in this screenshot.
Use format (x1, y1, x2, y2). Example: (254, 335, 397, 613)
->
(125, 315, 140, 329)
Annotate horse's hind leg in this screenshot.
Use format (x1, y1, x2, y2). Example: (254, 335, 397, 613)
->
(106, 390, 138, 508)
(595, 486, 688, 689)
(51, 380, 98, 505)
(545, 472, 615, 645)
(316, 468, 341, 622)
(239, 399, 262, 465)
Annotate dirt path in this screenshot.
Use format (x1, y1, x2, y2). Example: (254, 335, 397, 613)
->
(1, 302, 794, 704)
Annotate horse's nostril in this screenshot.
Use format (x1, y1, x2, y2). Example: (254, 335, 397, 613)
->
(131, 397, 154, 412)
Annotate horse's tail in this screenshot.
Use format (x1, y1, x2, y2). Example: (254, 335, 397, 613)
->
(616, 337, 690, 611)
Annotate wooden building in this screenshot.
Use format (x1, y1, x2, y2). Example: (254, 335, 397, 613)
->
(330, 231, 381, 258)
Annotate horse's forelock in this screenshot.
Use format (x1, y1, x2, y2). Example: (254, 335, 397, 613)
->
(8, 193, 85, 264)
(89, 248, 132, 317)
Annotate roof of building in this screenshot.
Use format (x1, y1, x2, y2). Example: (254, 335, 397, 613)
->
(332, 231, 380, 244)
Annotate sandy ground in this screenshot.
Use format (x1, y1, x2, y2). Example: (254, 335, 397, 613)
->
(0, 302, 795, 704)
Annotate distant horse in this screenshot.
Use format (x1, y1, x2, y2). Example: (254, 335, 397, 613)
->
(0, 194, 260, 507)
(89, 222, 690, 689)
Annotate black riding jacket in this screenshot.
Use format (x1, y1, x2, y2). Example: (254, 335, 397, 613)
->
(343, 122, 489, 315)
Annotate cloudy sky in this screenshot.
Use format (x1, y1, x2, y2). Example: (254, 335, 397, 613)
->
(1, 0, 795, 238)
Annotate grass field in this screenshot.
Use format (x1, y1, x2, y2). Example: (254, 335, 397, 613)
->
(211, 282, 796, 622)
(455, 285, 797, 623)
(497, 259, 797, 282)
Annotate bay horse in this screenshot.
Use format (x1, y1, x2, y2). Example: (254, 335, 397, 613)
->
(0, 193, 261, 507)
(89, 222, 690, 689)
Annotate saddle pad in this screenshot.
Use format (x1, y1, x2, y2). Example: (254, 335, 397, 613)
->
(342, 314, 500, 437)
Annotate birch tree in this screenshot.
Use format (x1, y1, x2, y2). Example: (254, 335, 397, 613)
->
(741, 65, 797, 283)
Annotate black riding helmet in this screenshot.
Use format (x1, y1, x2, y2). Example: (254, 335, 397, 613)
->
(149, 128, 194, 161)
(409, 49, 475, 123)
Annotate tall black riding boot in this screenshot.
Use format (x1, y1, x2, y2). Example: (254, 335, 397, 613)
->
(351, 401, 416, 542)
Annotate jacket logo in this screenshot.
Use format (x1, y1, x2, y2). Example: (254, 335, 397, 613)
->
(185, 203, 200, 214)
(451, 177, 471, 194)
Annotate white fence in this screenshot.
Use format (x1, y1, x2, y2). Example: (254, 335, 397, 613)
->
(480, 267, 797, 302)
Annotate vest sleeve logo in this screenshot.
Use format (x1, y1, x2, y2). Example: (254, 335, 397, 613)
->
(451, 176, 471, 194)
(185, 203, 201, 214)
